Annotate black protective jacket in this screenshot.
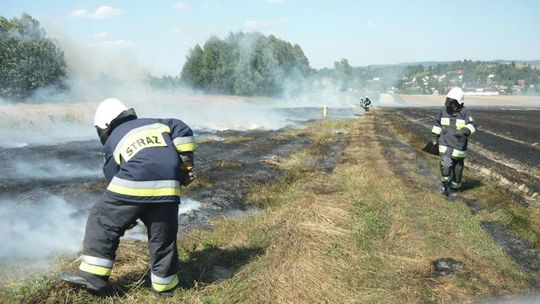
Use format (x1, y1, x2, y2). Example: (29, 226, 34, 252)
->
(431, 106, 476, 158)
(102, 117, 196, 203)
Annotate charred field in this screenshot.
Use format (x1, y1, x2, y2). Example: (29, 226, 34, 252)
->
(2, 106, 540, 303)
(378, 108, 540, 282)
(0, 107, 354, 282)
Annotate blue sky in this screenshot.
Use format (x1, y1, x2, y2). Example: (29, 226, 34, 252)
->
(2, 0, 539, 75)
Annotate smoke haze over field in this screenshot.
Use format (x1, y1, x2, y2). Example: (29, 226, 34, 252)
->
(0, 196, 85, 262)
(0, 27, 362, 147)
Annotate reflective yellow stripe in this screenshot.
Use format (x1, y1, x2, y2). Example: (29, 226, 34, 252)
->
(152, 275, 179, 292)
(82, 255, 114, 268)
(107, 183, 181, 197)
(431, 126, 442, 135)
(441, 118, 450, 126)
(175, 142, 197, 152)
(452, 149, 466, 158)
(79, 261, 111, 276)
(450, 181, 462, 189)
(113, 124, 171, 164)
(107, 177, 180, 197)
(456, 119, 466, 130)
(465, 124, 476, 134)
(438, 145, 448, 153)
(441, 176, 451, 182)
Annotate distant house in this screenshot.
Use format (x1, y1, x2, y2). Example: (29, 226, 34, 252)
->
(462, 83, 499, 96)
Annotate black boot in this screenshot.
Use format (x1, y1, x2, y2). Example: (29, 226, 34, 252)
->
(60, 271, 112, 295)
(449, 182, 461, 199)
(440, 182, 450, 197)
(153, 287, 177, 298)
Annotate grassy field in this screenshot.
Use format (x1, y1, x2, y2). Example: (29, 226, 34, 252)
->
(2, 111, 538, 303)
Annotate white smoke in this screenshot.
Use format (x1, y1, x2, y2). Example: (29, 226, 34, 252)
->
(0, 24, 362, 147)
(9, 159, 100, 180)
(0, 196, 85, 262)
(179, 197, 202, 215)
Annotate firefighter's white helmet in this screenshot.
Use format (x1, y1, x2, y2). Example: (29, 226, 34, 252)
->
(446, 87, 464, 105)
(94, 98, 129, 129)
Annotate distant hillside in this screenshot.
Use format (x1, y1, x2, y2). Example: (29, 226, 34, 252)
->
(310, 59, 540, 96)
(363, 60, 540, 69)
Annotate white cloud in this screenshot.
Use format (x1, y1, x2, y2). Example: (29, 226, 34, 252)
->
(69, 9, 89, 18)
(367, 21, 376, 28)
(244, 20, 282, 30)
(92, 32, 109, 38)
(69, 6, 122, 19)
(88, 40, 132, 48)
(201, 2, 220, 10)
(172, 2, 191, 10)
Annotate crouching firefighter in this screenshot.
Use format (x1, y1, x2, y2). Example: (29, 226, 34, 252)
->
(431, 87, 476, 197)
(60, 98, 196, 296)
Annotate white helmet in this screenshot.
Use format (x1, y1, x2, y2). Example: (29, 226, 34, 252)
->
(446, 87, 464, 105)
(94, 98, 129, 129)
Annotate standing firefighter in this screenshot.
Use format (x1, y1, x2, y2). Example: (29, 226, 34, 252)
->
(60, 98, 196, 296)
(431, 88, 476, 197)
(361, 96, 372, 113)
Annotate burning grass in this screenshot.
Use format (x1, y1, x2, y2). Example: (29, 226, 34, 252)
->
(1, 112, 536, 303)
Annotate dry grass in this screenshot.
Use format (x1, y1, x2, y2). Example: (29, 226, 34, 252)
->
(2, 112, 535, 303)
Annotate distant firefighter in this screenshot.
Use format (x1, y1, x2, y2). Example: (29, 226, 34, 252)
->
(431, 88, 477, 197)
(60, 98, 196, 296)
(360, 96, 372, 113)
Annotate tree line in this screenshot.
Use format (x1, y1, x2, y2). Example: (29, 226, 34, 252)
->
(180, 32, 313, 96)
(1, 13, 539, 102)
(0, 13, 66, 100)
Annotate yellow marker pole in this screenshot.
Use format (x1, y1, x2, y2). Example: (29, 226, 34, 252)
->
(323, 105, 328, 117)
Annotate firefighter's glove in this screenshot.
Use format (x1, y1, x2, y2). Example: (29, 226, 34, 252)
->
(461, 128, 471, 137)
(181, 170, 196, 187)
(179, 152, 195, 186)
(180, 152, 194, 170)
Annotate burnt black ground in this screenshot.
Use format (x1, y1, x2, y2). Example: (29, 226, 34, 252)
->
(390, 108, 540, 196)
(377, 108, 540, 276)
(179, 128, 313, 229)
(0, 107, 354, 269)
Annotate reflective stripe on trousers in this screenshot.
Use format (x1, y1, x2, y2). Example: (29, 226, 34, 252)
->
(79, 255, 114, 277)
(450, 181, 462, 189)
(151, 273, 179, 292)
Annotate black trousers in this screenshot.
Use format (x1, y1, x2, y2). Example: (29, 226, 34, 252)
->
(440, 154, 464, 189)
(81, 196, 179, 285)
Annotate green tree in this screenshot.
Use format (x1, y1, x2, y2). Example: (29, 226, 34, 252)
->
(180, 32, 312, 96)
(181, 44, 204, 89)
(0, 13, 66, 100)
(334, 58, 353, 91)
